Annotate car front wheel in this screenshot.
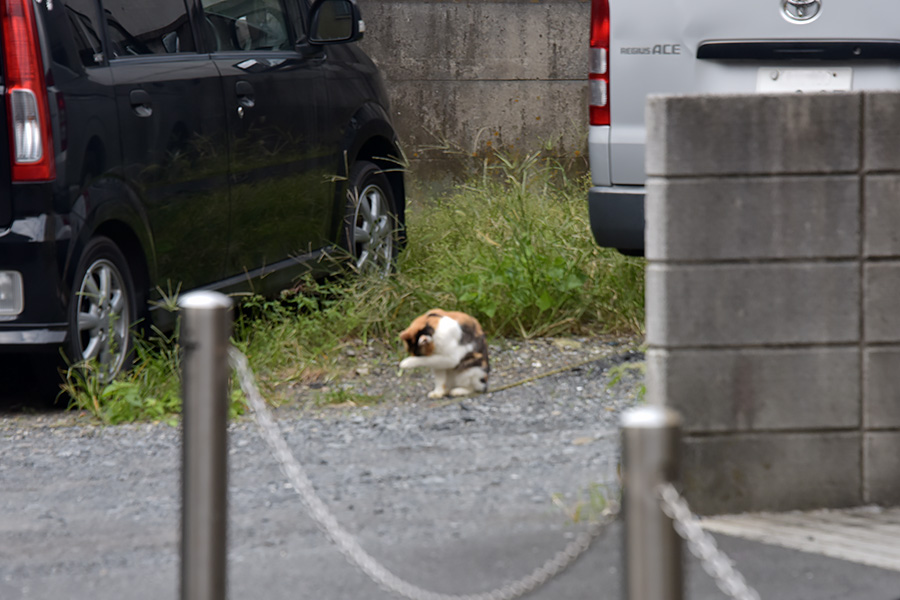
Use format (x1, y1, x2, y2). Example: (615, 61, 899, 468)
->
(344, 161, 398, 275)
(66, 237, 138, 382)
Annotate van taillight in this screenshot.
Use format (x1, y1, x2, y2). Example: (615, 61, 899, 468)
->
(589, 0, 610, 126)
(1, 0, 55, 181)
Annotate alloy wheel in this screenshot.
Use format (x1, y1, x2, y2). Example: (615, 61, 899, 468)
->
(74, 257, 131, 382)
(351, 181, 395, 275)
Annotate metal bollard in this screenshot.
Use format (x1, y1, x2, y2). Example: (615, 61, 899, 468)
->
(179, 291, 233, 600)
(621, 405, 683, 600)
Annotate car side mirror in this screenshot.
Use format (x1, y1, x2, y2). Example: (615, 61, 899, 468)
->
(308, 0, 363, 44)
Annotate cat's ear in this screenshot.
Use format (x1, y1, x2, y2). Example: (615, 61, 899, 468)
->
(418, 334, 433, 346)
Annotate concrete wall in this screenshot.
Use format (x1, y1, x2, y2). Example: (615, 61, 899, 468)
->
(645, 92, 900, 515)
(356, 0, 589, 181)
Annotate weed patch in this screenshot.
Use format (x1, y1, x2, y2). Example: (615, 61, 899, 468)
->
(386, 150, 645, 337)
(61, 146, 645, 422)
(314, 387, 383, 408)
(62, 326, 245, 425)
(552, 482, 620, 524)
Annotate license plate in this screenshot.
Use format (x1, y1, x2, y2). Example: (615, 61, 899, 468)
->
(756, 67, 852, 93)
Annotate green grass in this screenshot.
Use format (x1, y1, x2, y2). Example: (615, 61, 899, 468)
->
(62, 326, 246, 425)
(314, 387, 384, 408)
(62, 148, 645, 424)
(552, 482, 619, 524)
(396, 151, 644, 337)
(606, 359, 648, 403)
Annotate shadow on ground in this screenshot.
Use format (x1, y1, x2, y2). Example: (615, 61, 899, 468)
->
(0, 354, 66, 414)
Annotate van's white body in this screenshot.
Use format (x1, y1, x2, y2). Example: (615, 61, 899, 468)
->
(588, 0, 900, 253)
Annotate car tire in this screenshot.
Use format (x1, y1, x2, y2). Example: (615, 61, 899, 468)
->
(344, 161, 398, 275)
(66, 236, 138, 382)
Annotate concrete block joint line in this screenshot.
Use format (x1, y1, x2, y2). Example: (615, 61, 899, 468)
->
(646, 91, 900, 511)
(229, 346, 618, 600)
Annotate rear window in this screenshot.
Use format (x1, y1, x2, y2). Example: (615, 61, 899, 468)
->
(64, 0, 104, 67)
(101, 0, 196, 57)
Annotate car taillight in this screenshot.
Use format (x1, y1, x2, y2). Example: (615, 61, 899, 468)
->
(589, 0, 610, 126)
(1, 0, 55, 181)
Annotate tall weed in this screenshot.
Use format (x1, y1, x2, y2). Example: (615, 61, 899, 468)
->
(390, 150, 645, 337)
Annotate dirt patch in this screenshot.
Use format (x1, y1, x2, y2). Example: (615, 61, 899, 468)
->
(280, 334, 644, 413)
(0, 334, 645, 429)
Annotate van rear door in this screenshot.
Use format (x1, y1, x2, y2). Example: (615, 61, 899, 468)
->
(608, 0, 900, 186)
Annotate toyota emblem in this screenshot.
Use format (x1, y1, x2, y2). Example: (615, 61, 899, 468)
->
(782, 0, 821, 22)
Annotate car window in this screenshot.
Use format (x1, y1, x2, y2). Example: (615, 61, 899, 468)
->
(201, 0, 292, 52)
(64, 0, 105, 67)
(100, 0, 196, 58)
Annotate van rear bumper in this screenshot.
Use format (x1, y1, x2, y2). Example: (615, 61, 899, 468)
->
(587, 186, 645, 254)
(0, 328, 67, 345)
(0, 217, 69, 348)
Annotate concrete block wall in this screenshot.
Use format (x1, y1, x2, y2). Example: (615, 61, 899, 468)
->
(645, 92, 900, 515)
(356, 0, 589, 181)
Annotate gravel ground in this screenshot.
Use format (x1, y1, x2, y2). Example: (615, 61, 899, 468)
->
(2, 338, 899, 600)
(0, 336, 645, 600)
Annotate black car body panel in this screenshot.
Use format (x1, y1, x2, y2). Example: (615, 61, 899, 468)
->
(0, 0, 404, 372)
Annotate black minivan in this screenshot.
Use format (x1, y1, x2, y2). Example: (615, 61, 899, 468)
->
(0, 0, 405, 380)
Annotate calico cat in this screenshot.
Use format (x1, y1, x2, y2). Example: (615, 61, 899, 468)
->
(399, 309, 489, 398)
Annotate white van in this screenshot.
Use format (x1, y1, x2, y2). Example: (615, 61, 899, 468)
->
(587, 0, 900, 255)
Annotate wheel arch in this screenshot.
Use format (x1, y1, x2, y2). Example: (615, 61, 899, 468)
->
(336, 102, 407, 246)
(91, 221, 151, 326)
(63, 184, 156, 331)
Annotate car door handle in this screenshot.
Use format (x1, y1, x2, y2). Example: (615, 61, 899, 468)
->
(129, 89, 153, 118)
(235, 80, 255, 109)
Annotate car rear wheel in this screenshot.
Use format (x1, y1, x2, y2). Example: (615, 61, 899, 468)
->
(66, 237, 138, 382)
(344, 161, 398, 275)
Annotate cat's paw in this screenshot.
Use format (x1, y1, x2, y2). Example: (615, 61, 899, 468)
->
(427, 389, 447, 399)
(399, 357, 415, 369)
(449, 387, 473, 397)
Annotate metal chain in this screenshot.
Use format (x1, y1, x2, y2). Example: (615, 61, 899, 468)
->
(229, 347, 618, 600)
(657, 483, 761, 600)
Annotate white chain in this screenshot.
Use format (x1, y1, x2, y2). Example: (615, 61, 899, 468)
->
(229, 347, 618, 600)
(657, 483, 761, 600)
